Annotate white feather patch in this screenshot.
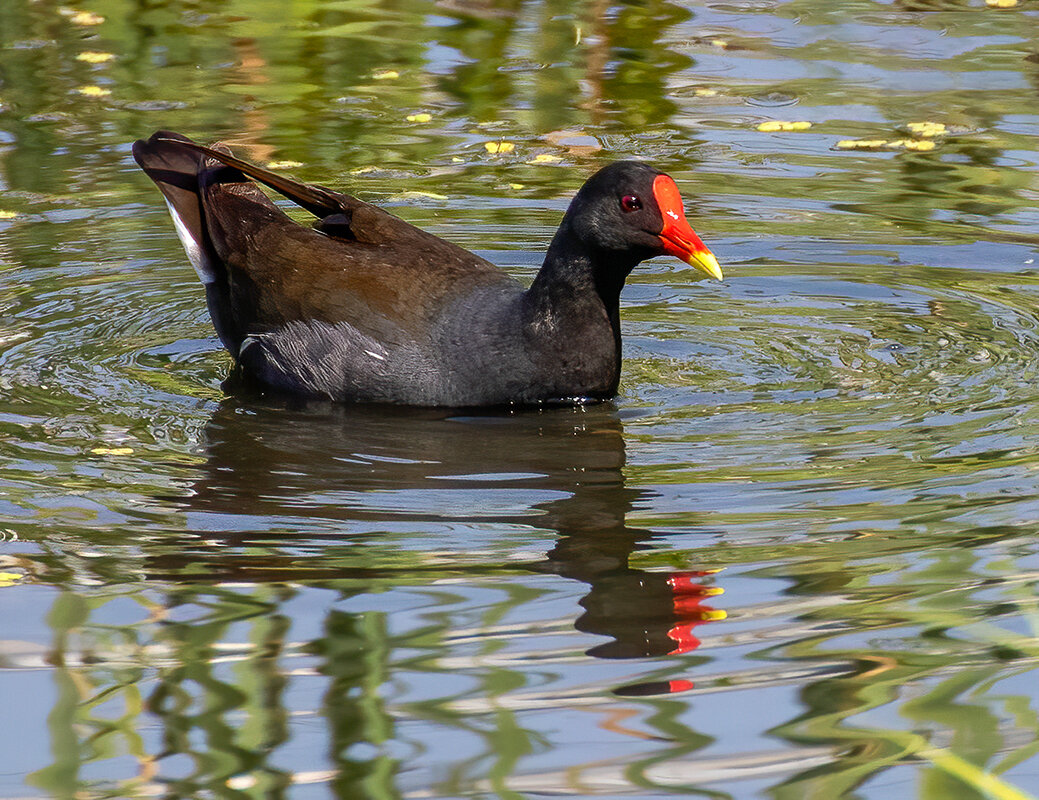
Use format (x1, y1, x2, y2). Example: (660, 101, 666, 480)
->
(163, 198, 214, 284)
(239, 336, 257, 357)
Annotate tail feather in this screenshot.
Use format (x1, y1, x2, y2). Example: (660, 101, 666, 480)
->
(132, 130, 217, 285)
(153, 135, 345, 220)
(133, 131, 245, 353)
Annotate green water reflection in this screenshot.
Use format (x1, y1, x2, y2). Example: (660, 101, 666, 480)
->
(3, 0, 1039, 797)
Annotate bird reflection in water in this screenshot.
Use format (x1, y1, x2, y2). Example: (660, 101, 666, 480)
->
(156, 398, 727, 694)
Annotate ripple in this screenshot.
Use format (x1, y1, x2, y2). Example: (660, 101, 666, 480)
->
(746, 91, 800, 107)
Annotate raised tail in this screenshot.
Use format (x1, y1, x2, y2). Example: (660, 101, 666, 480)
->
(133, 130, 226, 285)
(153, 135, 345, 220)
(133, 131, 243, 352)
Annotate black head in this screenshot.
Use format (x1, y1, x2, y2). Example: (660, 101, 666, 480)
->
(562, 160, 721, 280)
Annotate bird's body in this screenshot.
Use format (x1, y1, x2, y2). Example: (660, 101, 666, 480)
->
(132, 131, 720, 407)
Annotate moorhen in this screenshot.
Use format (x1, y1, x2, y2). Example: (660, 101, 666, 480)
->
(132, 131, 721, 407)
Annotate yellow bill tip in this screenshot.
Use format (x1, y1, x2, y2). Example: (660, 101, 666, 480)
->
(690, 250, 723, 281)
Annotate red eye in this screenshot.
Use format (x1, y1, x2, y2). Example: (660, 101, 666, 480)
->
(620, 194, 642, 213)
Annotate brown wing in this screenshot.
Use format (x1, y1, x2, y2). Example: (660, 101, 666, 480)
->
(136, 131, 511, 347)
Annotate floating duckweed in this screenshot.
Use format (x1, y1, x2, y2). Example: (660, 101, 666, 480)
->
(387, 191, 448, 201)
(67, 10, 105, 25)
(757, 120, 812, 132)
(76, 85, 111, 97)
(484, 141, 515, 154)
(528, 153, 562, 164)
(900, 139, 937, 151)
(372, 69, 399, 80)
(835, 139, 891, 150)
(693, 88, 719, 97)
(835, 138, 937, 152)
(90, 447, 133, 455)
(406, 112, 432, 123)
(266, 160, 303, 169)
(986, 0, 1018, 7)
(76, 51, 115, 64)
(907, 121, 947, 137)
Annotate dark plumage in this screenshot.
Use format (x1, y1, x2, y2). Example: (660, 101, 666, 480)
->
(132, 130, 721, 407)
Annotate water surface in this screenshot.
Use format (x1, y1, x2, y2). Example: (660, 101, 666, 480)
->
(3, 0, 1039, 797)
